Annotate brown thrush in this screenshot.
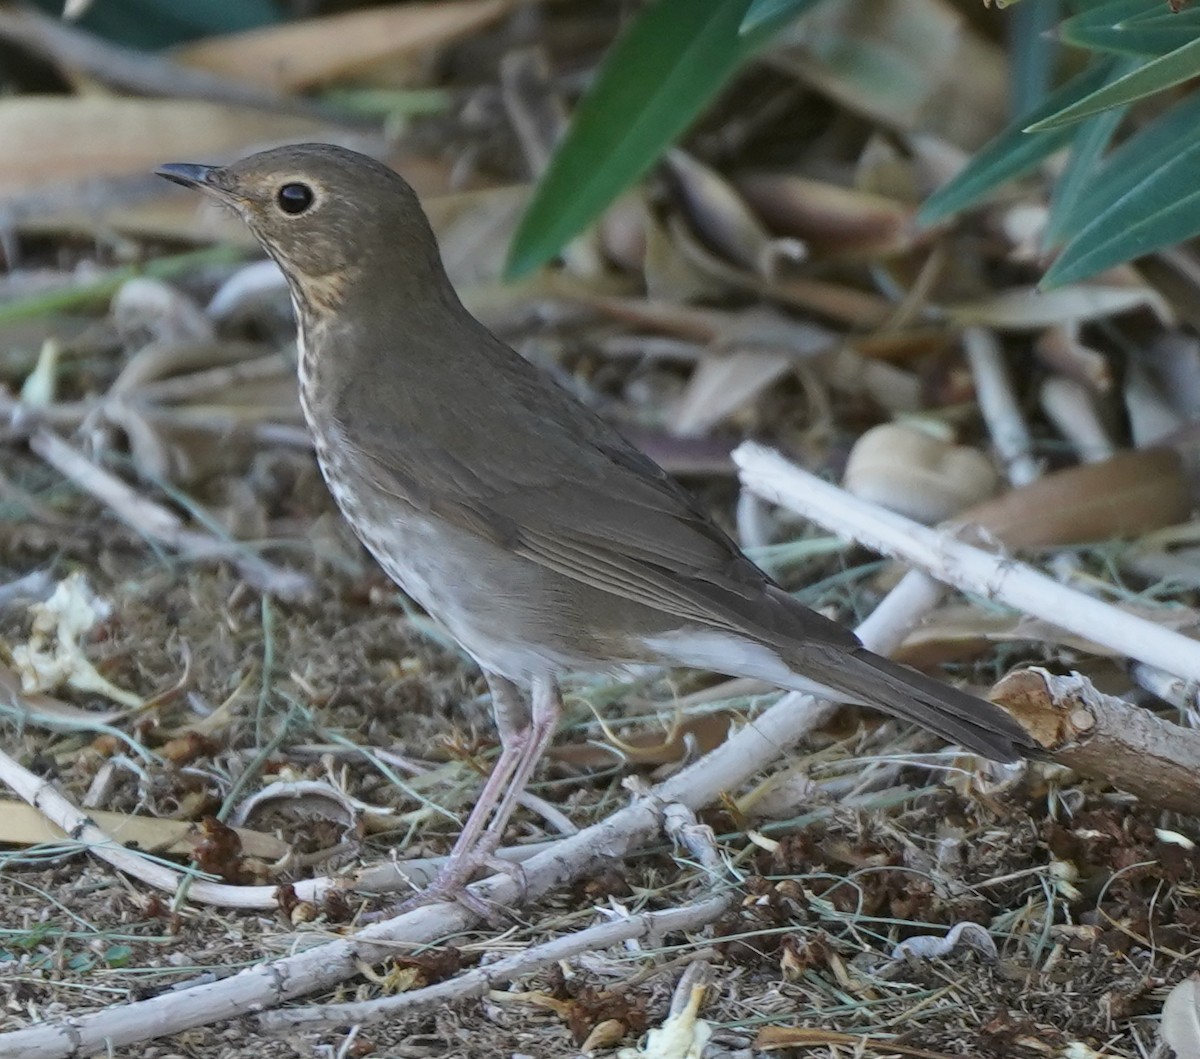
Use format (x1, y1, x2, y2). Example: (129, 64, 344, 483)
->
(157, 144, 1031, 896)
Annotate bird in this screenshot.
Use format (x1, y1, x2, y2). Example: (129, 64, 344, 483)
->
(156, 143, 1032, 899)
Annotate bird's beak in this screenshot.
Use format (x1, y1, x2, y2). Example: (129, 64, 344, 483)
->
(155, 163, 220, 192)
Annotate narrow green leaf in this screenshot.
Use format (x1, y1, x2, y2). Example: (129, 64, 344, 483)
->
(1052, 87, 1200, 241)
(1027, 36, 1200, 129)
(506, 0, 747, 279)
(1042, 138, 1200, 286)
(741, 0, 820, 33)
(1010, 0, 1061, 115)
(506, 0, 820, 280)
(1060, 0, 1157, 43)
(1061, 0, 1200, 56)
(1042, 63, 1136, 248)
(917, 59, 1118, 227)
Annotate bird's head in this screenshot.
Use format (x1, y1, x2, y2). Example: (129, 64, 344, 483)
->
(157, 142, 443, 316)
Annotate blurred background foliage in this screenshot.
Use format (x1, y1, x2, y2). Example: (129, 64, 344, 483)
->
(510, 0, 1200, 286)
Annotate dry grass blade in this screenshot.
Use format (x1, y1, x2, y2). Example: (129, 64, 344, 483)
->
(755, 1025, 960, 1058)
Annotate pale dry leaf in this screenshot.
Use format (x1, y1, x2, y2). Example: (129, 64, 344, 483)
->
(906, 131, 972, 196)
(961, 448, 1191, 549)
(0, 663, 128, 726)
(427, 185, 530, 289)
(769, 0, 1005, 149)
(710, 306, 835, 356)
(1124, 362, 1185, 449)
(737, 171, 914, 260)
(581, 1019, 628, 1054)
(0, 799, 288, 860)
(666, 149, 805, 277)
(1143, 332, 1200, 421)
(9, 572, 141, 709)
(1033, 324, 1112, 393)
(206, 259, 288, 322)
(666, 211, 888, 325)
(105, 401, 175, 483)
(854, 131, 920, 202)
(820, 347, 922, 410)
(999, 203, 1049, 263)
(1161, 975, 1200, 1059)
(598, 191, 650, 274)
(1040, 374, 1114, 463)
(617, 985, 710, 1059)
(229, 779, 363, 848)
(18, 339, 61, 406)
(643, 213, 724, 304)
(945, 284, 1170, 331)
(112, 277, 214, 346)
(892, 607, 1117, 669)
(1156, 828, 1196, 850)
(500, 46, 567, 179)
(671, 350, 793, 437)
(0, 97, 327, 198)
(174, 0, 513, 93)
(890, 921, 998, 962)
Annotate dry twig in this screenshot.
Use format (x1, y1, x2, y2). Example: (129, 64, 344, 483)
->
(734, 441, 1200, 681)
(993, 667, 1200, 812)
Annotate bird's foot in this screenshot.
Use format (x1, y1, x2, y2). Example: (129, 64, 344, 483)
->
(379, 849, 518, 923)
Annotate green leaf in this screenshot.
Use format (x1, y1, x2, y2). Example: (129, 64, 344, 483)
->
(31, 0, 280, 50)
(1027, 36, 1200, 129)
(1043, 150, 1200, 286)
(1060, 0, 1157, 43)
(740, 0, 820, 33)
(917, 58, 1118, 226)
(1053, 86, 1200, 239)
(1042, 93, 1200, 285)
(1061, 0, 1200, 56)
(506, 0, 823, 280)
(1042, 61, 1138, 247)
(1009, 0, 1060, 115)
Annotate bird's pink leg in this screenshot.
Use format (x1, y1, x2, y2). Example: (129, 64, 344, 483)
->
(394, 673, 561, 910)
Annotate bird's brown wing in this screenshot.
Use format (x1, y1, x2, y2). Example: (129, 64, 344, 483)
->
(336, 334, 1031, 760)
(337, 342, 859, 655)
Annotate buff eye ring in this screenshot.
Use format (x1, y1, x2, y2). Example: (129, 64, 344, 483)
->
(277, 182, 315, 215)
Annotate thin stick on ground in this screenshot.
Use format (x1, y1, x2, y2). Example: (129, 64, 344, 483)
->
(963, 327, 1040, 488)
(0, 583, 954, 1058)
(733, 441, 1200, 682)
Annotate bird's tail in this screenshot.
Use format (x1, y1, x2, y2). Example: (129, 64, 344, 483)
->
(795, 646, 1033, 762)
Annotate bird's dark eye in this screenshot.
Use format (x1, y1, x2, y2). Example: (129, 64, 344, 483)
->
(277, 182, 314, 215)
